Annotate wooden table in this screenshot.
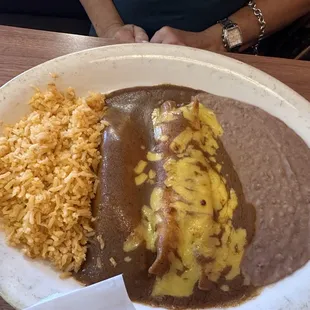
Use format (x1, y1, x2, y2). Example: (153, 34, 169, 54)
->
(0, 25, 309, 310)
(1, 26, 310, 100)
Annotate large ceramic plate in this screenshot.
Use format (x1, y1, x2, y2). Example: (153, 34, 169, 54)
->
(0, 44, 309, 310)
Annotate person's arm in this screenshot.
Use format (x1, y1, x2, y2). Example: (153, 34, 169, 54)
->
(230, 0, 310, 50)
(151, 0, 310, 52)
(80, 0, 149, 42)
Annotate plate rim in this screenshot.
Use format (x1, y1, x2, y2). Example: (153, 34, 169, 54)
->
(0, 43, 309, 310)
(1, 43, 309, 106)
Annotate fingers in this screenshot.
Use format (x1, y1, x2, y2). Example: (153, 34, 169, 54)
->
(150, 27, 185, 45)
(113, 24, 187, 45)
(114, 25, 135, 43)
(133, 26, 149, 43)
(114, 25, 149, 43)
(150, 27, 167, 43)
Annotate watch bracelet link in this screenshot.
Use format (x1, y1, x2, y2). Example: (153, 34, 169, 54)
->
(247, 0, 267, 55)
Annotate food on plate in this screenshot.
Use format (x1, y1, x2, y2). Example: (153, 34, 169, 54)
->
(1, 84, 309, 309)
(124, 100, 251, 297)
(75, 86, 309, 308)
(0, 84, 107, 273)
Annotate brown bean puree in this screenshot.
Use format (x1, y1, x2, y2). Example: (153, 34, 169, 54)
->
(196, 93, 310, 286)
(74, 86, 310, 309)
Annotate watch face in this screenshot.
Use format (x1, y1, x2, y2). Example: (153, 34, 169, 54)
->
(224, 26, 243, 49)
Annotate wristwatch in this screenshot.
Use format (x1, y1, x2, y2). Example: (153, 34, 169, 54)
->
(217, 18, 243, 52)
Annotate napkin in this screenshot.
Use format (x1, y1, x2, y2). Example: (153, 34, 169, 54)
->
(25, 275, 136, 310)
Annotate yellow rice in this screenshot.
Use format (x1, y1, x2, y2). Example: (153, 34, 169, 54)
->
(0, 83, 107, 273)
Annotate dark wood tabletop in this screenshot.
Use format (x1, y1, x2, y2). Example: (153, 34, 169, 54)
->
(0, 25, 309, 310)
(1, 26, 310, 100)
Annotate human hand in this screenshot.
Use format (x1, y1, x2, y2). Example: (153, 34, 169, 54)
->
(150, 25, 225, 52)
(105, 23, 149, 43)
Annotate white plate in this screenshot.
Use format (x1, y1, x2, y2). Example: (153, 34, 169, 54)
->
(0, 44, 309, 310)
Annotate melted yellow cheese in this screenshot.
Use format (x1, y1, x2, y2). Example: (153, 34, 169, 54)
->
(170, 127, 193, 153)
(128, 101, 247, 298)
(159, 135, 169, 142)
(152, 106, 178, 125)
(123, 225, 144, 252)
(134, 160, 148, 174)
(148, 169, 156, 179)
(147, 151, 164, 162)
(134, 173, 148, 186)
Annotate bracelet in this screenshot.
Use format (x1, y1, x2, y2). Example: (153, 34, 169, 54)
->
(248, 0, 266, 55)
